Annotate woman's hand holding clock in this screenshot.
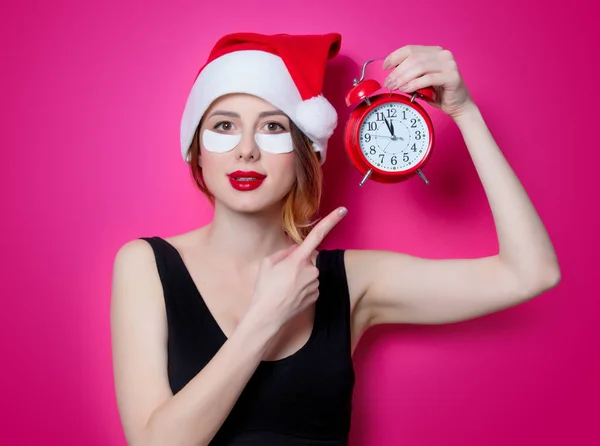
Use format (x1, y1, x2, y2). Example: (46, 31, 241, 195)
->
(382, 45, 474, 119)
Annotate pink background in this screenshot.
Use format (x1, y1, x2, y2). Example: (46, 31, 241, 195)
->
(2, 0, 598, 444)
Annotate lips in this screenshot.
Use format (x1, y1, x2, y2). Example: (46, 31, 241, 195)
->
(227, 170, 267, 191)
(227, 170, 267, 181)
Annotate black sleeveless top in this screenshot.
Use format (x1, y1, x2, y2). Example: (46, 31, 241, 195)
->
(142, 237, 355, 445)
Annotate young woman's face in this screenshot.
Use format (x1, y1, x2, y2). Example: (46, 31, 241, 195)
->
(198, 93, 297, 214)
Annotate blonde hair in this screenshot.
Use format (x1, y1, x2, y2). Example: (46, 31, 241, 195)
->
(187, 121, 323, 244)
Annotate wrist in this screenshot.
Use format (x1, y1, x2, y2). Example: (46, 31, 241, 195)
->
(236, 309, 280, 351)
(450, 100, 480, 125)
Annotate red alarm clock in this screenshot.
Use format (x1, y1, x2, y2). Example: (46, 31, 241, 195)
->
(344, 58, 438, 187)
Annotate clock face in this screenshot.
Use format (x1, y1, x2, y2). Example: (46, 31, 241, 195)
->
(358, 102, 430, 172)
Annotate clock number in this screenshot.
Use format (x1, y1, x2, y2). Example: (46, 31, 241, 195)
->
(411, 143, 417, 152)
(369, 146, 376, 155)
(391, 155, 397, 165)
(402, 110, 407, 120)
(365, 133, 371, 142)
(379, 154, 385, 163)
(376, 112, 384, 121)
(368, 122, 378, 131)
(415, 131, 421, 140)
(410, 118, 417, 128)
(387, 108, 397, 118)
(403, 153, 409, 162)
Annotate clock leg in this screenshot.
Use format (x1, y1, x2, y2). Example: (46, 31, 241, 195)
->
(359, 169, 372, 187)
(416, 169, 429, 185)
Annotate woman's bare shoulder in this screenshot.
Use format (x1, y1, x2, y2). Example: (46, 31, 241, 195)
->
(113, 226, 206, 265)
(113, 238, 153, 265)
(111, 237, 166, 314)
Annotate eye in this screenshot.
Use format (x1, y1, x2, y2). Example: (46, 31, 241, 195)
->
(263, 121, 287, 132)
(213, 121, 235, 132)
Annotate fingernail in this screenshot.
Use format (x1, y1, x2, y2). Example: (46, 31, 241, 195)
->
(382, 58, 391, 70)
(339, 207, 348, 217)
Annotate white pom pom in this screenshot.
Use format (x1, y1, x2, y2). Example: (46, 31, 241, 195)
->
(295, 95, 338, 140)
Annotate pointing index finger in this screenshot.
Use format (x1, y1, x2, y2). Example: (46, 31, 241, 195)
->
(293, 207, 348, 261)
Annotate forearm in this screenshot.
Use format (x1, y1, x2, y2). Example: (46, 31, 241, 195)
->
(452, 102, 560, 286)
(140, 314, 277, 446)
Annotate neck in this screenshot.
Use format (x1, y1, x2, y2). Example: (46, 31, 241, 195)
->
(203, 200, 293, 268)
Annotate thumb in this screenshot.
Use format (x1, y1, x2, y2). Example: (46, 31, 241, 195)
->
(266, 244, 297, 264)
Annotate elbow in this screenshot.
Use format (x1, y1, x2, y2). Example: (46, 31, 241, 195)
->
(519, 261, 562, 300)
(539, 256, 562, 290)
(542, 263, 561, 291)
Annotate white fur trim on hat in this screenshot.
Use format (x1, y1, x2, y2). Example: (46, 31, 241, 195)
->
(180, 50, 337, 164)
(295, 95, 337, 140)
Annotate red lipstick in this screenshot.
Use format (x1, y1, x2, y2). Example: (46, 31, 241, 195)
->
(227, 170, 267, 191)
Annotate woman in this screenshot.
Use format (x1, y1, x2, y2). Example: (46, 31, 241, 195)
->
(110, 32, 561, 446)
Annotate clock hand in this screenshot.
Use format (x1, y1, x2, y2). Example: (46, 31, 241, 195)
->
(383, 139, 392, 153)
(387, 121, 406, 141)
(383, 117, 393, 135)
(375, 133, 405, 145)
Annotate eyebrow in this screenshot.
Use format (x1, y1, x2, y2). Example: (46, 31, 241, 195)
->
(208, 110, 288, 119)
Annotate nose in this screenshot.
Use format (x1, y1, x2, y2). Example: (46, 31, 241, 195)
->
(233, 132, 260, 161)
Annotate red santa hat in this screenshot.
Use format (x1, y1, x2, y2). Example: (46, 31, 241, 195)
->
(180, 32, 342, 164)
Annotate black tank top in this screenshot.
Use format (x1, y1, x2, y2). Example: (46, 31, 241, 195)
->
(141, 237, 355, 445)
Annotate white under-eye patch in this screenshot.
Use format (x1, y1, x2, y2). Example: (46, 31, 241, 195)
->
(202, 130, 241, 153)
(254, 132, 293, 154)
